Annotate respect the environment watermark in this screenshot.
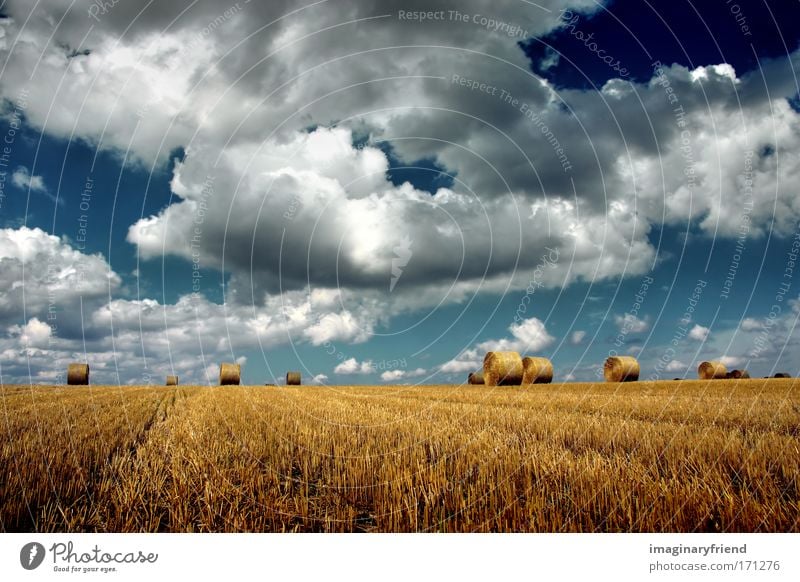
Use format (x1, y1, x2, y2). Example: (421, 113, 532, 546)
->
(451, 73, 573, 172)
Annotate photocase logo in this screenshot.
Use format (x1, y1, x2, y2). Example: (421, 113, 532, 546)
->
(390, 235, 413, 292)
(20, 542, 45, 570)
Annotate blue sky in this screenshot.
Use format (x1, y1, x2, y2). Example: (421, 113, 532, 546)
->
(1, 0, 800, 385)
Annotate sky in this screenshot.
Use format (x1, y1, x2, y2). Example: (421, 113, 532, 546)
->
(1, 0, 800, 385)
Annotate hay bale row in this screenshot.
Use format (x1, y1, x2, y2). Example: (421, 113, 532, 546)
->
(522, 356, 553, 384)
(61, 356, 790, 388)
(467, 371, 484, 385)
(604, 356, 640, 382)
(698, 361, 727, 379)
(483, 351, 524, 386)
(67, 363, 90, 385)
(219, 363, 241, 385)
(482, 352, 554, 386)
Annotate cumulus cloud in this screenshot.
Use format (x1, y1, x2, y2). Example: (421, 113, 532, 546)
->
(478, 318, 556, 353)
(4, 1, 800, 383)
(8, 318, 52, 348)
(688, 324, 710, 341)
(0, 227, 120, 333)
(614, 313, 650, 334)
(665, 359, 687, 373)
(380, 368, 426, 382)
(719, 355, 745, 368)
(0, 227, 386, 383)
(439, 356, 483, 374)
(440, 317, 554, 374)
(11, 167, 47, 193)
(303, 310, 373, 346)
(570, 330, 586, 345)
(334, 358, 374, 375)
(740, 318, 762, 332)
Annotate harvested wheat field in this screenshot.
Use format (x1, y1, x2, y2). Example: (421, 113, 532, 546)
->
(1, 379, 798, 533)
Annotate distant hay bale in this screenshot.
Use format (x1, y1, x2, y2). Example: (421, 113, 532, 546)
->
(726, 369, 750, 379)
(521, 357, 553, 384)
(698, 361, 727, 379)
(67, 363, 89, 385)
(603, 356, 639, 382)
(467, 371, 485, 385)
(774, 372, 791, 378)
(166, 375, 178, 386)
(219, 363, 241, 385)
(483, 351, 524, 386)
(286, 371, 301, 385)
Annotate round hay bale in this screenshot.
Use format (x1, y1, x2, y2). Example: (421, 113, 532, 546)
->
(467, 371, 485, 385)
(728, 369, 750, 379)
(67, 363, 89, 385)
(603, 356, 639, 382)
(521, 356, 553, 384)
(286, 371, 301, 385)
(774, 372, 791, 378)
(483, 351, 524, 386)
(698, 361, 726, 379)
(166, 375, 178, 386)
(219, 363, 241, 385)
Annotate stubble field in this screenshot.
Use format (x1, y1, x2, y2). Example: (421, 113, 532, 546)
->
(1, 379, 798, 532)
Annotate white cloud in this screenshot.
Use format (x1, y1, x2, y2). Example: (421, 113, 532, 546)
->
(0, 227, 120, 328)
(303, 310, 372, 346)
(8, 318, 52, 348)
(333, 358, 373, 375)
(380, 368, 426, 382)
(0, 227, 386, 384)
(380, 369, 405, 382)
(665, 359, 687, 372)
(11, 167, 47, 193)
(570, 330, 586, 345)
(311, 373, 328, 384)
(720, 355, 745, 368)
(477, 317, 555, 353)
(740, 318, 762, 332)
(688, 324, 710, 341)
(4, 2, 800, 384)
(440, 317, 554, 374)
(614, 313, 650, 334)
(439, 353, 483, 374)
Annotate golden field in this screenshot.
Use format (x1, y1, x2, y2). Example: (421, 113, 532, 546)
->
(1, 379, 798, 532)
